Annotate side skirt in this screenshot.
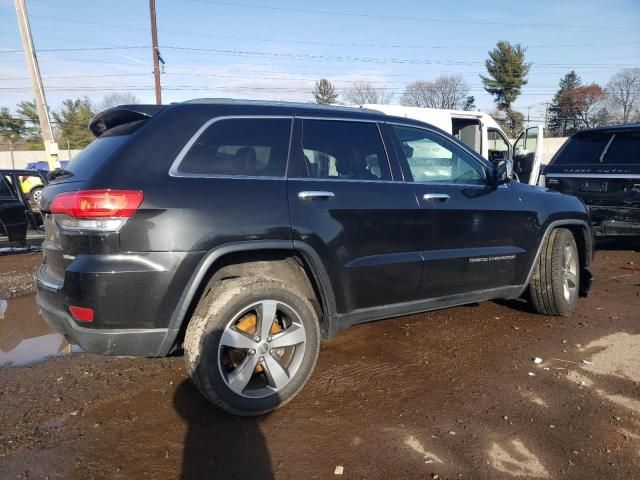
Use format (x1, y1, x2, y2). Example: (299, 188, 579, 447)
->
(333, 285, 523, 332)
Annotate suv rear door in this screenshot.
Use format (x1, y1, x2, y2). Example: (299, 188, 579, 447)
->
(287, 117, 421, 313)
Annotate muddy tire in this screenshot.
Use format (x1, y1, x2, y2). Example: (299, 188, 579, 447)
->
(184, 276, 320, 416)
(529, 228, 580, 316)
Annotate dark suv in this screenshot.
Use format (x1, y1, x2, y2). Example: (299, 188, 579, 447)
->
(543, 124, 640, 237)
(36, 100, 593, 415)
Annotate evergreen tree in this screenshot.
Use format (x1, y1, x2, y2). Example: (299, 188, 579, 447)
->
(480, 41, 530, 135)
(16, 100, 43, 145)
(52, 97, 95, 149)
(548, 71, 582, 136)
(313, 79, 338, 104)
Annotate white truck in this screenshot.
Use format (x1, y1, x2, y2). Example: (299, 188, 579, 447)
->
(358, 104, 544, 185)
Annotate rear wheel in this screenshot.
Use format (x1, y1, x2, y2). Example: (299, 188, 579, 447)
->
(529, 228, 580, 315)
(184, 276, 320, 416)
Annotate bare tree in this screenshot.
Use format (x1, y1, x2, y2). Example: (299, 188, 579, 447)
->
(313, 78, 338, 104)
(344, 81, 392, 105)
(99, 93, 141, 111)
(400, 74, 470, 109)
(606, 68, 640, 124)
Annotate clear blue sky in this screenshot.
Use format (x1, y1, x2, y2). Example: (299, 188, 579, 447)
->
(1, 0, 639, 121)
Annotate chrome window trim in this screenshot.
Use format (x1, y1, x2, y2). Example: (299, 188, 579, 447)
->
(546, 173, 640, 179)
(168, 115, 294, 179)
(385, 121, 492, 186)
(286, 116, 395, 182)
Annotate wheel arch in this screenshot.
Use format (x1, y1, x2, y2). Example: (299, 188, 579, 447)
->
(519, 219, 593, 298)
(157, 240, 337, 355)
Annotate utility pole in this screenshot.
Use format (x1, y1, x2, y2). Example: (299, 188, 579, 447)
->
(149, 0, 162, 105)
(14, 0, 59, 170)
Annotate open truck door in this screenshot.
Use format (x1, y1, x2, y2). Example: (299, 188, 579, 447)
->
(512, 125, 544, 185)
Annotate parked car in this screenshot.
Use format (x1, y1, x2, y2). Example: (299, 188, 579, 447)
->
(22, 161, 70, 203)
(544, 124, 640, 237)
(36, 100, 592, 415)
(357, 104, 544, 186)
(0, 169, 48, 242)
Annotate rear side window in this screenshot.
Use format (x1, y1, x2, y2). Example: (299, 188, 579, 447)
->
(602, 131, 640, 165)
(292, 119, 390, 181)
(176, 118, 292, 177)
(552, 132, 612, 165)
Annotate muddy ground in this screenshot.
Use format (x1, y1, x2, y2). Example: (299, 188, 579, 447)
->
(0, 243, 639, 479)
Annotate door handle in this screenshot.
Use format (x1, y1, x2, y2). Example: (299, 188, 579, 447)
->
(422, 193, 450, 202)
(298, 191, 335, 200)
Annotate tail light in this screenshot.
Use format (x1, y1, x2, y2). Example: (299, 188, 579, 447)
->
(51, 189, 143, 232)
(69, 305, 94, 322)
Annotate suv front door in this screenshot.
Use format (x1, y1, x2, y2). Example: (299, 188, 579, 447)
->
(287, 118, 421, 313)
(389, 124, 533, 298)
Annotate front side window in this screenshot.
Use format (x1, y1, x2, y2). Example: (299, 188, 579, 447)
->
(393, 126, 486, 185)
(488, 129, 510, 161)
(293, 119, 390, 181)
(177, 118, 292, 177)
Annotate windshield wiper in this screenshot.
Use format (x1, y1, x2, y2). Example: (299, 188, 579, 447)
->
(49, 168, 74, 181)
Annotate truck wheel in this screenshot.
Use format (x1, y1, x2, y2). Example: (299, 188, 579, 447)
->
(184, 276, 320, 416)
(529, 228, 580, 316)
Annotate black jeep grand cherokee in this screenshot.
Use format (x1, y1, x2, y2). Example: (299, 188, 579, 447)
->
(36, 100, 592, 415)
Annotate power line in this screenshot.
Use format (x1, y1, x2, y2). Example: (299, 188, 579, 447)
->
(0, 46, 149, 54)
(188, 0, 635, 30)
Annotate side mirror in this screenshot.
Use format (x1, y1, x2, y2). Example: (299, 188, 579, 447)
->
(492, 159, 512, 185)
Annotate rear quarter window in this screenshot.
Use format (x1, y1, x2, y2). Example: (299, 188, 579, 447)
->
(175, 118, 292, 177)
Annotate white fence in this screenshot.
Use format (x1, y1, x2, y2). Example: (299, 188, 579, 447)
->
(0, 149, 83, 169)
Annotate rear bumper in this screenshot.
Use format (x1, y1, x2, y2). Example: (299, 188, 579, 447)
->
(33, 250, 200, 356)
(36, 279, 173, 356)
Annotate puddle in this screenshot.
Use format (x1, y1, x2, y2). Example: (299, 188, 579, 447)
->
(0, 294, 79, 366)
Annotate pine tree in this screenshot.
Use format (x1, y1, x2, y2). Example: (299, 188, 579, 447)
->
(313, 79, 338, 104)
(52, 97, 95, 149)
(480, 41, 530, 135)
(548, 71, 582, 136)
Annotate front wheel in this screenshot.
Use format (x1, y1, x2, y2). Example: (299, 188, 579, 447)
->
(184, 277, 320, 416)
(529, 228, 580, 315)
